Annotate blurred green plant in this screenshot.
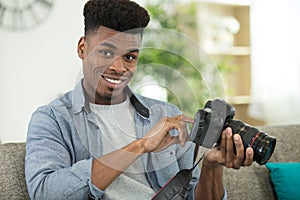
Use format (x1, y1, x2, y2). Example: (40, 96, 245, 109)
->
(130, 0, 230, 117)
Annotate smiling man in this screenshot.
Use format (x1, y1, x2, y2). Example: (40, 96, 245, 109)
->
(25, 0, 254, 199)
(78, 26, 142, 105)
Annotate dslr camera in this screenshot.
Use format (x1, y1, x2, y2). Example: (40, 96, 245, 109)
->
(190, 99, 276, 165)
(151, 99, 276, 200)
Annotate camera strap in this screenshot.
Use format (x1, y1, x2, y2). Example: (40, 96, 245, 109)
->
(151, 144, 204, 200)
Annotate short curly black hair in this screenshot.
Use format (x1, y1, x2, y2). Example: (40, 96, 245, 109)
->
(83, 0, 150, 35)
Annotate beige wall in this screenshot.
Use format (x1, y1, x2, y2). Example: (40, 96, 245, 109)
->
(0, 0, 86, 143)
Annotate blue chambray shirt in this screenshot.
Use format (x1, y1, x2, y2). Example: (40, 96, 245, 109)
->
(25, 80, 227, 200)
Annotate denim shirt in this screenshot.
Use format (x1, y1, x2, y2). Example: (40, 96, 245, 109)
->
(25, 80, 226, 200)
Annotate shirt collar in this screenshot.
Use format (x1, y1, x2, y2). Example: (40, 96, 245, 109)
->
(72, 79, 149, 118)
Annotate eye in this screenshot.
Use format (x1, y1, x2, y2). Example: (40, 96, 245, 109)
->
(99, 50, 114, 58)
(124, 54, 137, 62)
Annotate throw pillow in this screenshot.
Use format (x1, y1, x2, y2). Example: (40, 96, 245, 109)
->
(266, 162, 300, 200)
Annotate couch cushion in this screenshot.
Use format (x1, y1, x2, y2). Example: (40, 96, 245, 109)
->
(261, 124, 300, 162)
(223, 162, 276, 200)
(223, 124, 300, 200)
(0, 143, 30, 200)
(266, 162, 300, 200)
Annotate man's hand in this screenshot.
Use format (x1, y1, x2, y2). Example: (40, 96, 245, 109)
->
(203, 127, 254, 169)
(141, 114, 194, 153)
(194, 127, 254, 200)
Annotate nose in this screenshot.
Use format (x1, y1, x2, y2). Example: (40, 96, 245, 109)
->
(109, 57, 126, 74)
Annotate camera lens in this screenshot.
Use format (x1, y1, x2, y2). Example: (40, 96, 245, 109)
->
(225, 120, 276, 165)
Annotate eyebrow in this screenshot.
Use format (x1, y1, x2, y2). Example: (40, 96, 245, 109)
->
(100, 42, 117, 50)
(127, 49, 140, 53)
(100, 42, 140, 54)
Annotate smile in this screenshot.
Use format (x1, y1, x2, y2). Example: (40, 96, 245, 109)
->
(104, 77, 123, 84)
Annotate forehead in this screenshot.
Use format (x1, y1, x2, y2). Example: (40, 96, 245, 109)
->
(88, 26, 142, 50)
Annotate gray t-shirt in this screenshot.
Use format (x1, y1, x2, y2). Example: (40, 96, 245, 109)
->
(90, 97, 155, 200)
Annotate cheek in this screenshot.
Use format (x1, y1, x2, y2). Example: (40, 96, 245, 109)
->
(83, 52, 100, 68)
(127, 64, 137, 73)
(83, 56, 109, 77)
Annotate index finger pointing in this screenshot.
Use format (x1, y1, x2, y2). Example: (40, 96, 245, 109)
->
(176, 115, 194, 124)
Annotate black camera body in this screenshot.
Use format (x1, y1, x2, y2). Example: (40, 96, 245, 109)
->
(151, 99, 277, 200)
(190, 99, 276, 165)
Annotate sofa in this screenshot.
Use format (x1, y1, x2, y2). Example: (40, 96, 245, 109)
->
(0, 143, 29, 200)
(223, 124, 300, 200)
(0, 124, 299, 200)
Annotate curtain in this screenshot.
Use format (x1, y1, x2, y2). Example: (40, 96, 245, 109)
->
(249, 0, 300, 125)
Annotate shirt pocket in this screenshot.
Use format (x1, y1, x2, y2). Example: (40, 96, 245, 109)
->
(149, 146, 180, 187)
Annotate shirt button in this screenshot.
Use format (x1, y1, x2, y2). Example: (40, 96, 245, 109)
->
(170, 151, 175, 156)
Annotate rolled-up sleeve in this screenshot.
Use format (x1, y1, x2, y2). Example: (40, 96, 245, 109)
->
(25, 106, 104, 200)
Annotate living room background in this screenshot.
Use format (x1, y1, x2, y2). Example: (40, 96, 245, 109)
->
(1, 0, 299, 143)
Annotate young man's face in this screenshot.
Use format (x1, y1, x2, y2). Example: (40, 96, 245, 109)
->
(78, 26, 142, 105)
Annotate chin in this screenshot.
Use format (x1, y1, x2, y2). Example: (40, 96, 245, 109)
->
(95, 88, 126, 104)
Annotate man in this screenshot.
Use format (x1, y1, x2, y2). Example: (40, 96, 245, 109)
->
(25, 0, 254, 199)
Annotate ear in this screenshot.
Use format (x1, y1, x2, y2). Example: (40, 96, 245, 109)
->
(77, 36, 86, 59)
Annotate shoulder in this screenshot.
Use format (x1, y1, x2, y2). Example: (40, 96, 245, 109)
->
(31, 90, 74, 120)
(27, 91, 75, 142)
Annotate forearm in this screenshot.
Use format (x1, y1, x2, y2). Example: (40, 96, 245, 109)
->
(26, 158, 96, 200)
(194, 162, 224, 200)
(91, 138, 146, 190)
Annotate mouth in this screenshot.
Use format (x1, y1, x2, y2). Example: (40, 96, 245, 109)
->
(104, 77, 123, 84)
(102, 75, 128, 87)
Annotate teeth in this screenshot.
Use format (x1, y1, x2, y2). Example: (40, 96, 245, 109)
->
(105, 77, 122, 84)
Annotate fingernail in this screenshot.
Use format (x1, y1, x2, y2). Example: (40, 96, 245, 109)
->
(226, 128, 232, 136)
(247, 148, 253, 155)
(234, 134, 239, 141)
